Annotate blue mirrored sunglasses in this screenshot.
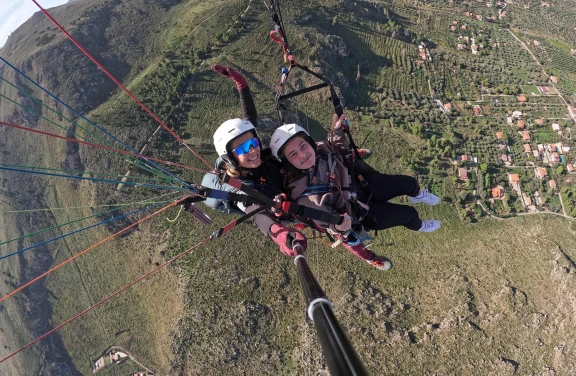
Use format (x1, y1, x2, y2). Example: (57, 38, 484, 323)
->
(233, 137, 260, 156)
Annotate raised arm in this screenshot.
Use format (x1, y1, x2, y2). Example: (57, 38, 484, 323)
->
(212, 65, 258, 126)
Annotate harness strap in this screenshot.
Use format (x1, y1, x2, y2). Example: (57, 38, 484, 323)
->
(220, 173, 343, 225)
(210, 206, 266, 239)
(280, 201, 342, 225)
(200, 188, 267, 207)
(327, 153, 336, 184)
(277, 82, 330, 102)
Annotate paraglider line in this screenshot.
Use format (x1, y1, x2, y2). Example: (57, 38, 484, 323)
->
(0, 81, 113, 147)
(0, 235, 211, 364)
(0, 201, 172, 261)
(31, 0, 215, 173)
(0, 166, 187, 191)
(0, 202, 263, 363)
(0, 56, 191, 187)
(0, 163, 174, 185)
(1, 191, 178, 214)
(0, 196, 191, 306)
(0, 191, 180, 248)
(0, 121, 210, 174)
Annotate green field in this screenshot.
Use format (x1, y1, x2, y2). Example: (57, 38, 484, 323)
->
(522, 85, 540, 95)
(549, 38, 572, 53)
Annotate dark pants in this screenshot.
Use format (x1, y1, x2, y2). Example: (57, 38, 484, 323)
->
(361, 174, 422, 231)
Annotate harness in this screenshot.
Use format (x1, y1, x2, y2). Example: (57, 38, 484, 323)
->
(294, 151, 375, 222)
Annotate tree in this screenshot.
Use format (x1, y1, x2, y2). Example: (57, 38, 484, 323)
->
(411, 123, 423, 137)
(484, 174, 491, 190)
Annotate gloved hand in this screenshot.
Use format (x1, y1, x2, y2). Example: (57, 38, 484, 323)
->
(332, 214, 352, 233)
(211, 64, 248, 90)
(270, 223, 308, 257)
(181, 197, 196, 212)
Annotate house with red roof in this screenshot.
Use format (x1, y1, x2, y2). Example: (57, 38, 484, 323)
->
(522, 131, 531, 141)
(491, 186, 504, 199)
(535, 167, 548, 178)
(517, 95, 527, 102)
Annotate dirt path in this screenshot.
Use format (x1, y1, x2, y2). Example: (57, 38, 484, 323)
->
(476, 200, 573, 220)
(506, 29, 575, 123)
(558, 189, 568, 216)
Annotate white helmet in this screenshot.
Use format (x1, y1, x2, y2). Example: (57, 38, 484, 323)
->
(213, 118, 256, 157)
(270, 123, 313, 160)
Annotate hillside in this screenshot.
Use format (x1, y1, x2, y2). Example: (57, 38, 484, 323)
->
(1, 0, 576, 375)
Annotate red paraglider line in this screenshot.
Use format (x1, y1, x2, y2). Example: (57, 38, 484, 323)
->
(31, 0, 215, 172)
(0, 121, 211, 175)
(0, 234, 212, 364)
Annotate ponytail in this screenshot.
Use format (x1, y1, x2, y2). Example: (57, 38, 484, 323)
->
(225, 165, 242, 177)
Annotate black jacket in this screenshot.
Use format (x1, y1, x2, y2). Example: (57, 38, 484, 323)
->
(202, 85, 286, 239)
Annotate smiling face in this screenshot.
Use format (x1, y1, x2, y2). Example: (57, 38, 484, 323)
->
(230, 131, 261, 169)
(283, 135, 316, 170)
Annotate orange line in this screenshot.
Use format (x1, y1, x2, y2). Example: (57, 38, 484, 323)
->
(0, 196, 190, 305)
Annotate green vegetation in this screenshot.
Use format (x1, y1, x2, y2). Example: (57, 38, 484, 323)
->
(2, 0, 576, 374)
(549, 38, 572, 53)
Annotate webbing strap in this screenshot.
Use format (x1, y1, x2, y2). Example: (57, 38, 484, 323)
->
(221, 173, 277, 207)
(221, 174, 343, 225)
(281, 201, 340, 225)
(200, 188, 265, 207)
(210, 206, 266, 239)
(277, 82, 330, 102)
(296, 184, 352, 200)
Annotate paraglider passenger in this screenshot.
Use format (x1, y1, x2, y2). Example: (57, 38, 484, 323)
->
(269, 113, 442, 270)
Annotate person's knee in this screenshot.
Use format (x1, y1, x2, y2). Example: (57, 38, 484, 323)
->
(404, 205, 419, 219)
(400, 174, 418, 187)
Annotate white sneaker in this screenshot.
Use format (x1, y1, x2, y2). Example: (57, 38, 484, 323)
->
(418, 220, 441, 233)
(408, 189, 440, 206)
